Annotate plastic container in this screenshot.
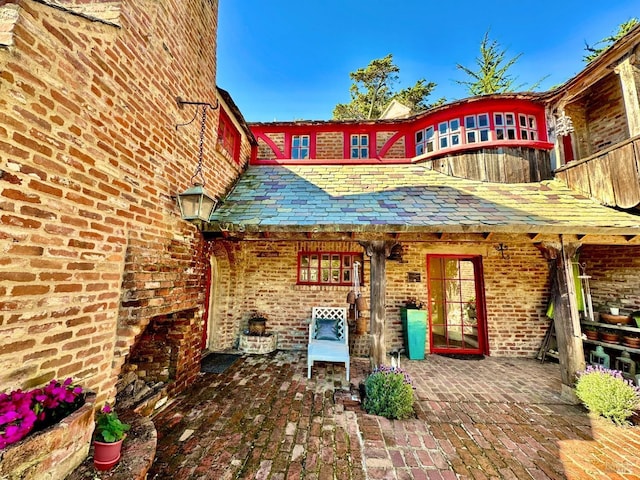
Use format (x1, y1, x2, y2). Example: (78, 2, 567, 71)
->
(401, 308, 427, 360)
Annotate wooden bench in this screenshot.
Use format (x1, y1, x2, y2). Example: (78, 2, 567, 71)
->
(307, 307, 350, 381)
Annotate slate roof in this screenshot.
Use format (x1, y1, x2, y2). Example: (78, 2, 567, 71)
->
(209, 164, 640, 235)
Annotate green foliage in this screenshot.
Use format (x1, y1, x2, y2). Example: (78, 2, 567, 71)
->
(363, 366, 415, 420)
(584, 18, 639, 63)
(575, 365, 640, 426)
(456, 30, 545, 95)
(332, 54, 441, 120)
(95, 404, 130, 443)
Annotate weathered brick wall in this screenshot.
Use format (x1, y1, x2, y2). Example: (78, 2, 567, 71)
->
(0, 0, 247, 404)
(376, 131, 405, 158)
(581, 245, 640, 313)
(316, 131, 342, 159)
(257, 132, 284, 159)
(586, 74, 628, 152)
(211, 238, 551, 357)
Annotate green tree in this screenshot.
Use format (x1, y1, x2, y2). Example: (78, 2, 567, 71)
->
(456, 30, 542, 95)
(583, 18, 639, 63)
(332, 54, 441, 120)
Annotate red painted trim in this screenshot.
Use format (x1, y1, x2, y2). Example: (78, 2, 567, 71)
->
(251, 96, 552, 165)
(255, 158, 413, 166)
(255, 132, 285, 159)
(426, 254, 489, 356)
(297, 251, 363, 286)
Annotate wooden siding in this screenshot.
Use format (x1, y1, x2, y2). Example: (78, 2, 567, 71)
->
(555, 136, 640, 209)
(420, 147, 552, 183)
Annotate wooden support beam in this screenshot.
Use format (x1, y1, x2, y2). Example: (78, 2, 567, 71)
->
(625, 235, 638, 243)
(359, 240, 396, 367)
(482, 232, 493, 240)
(528, 233, 541, 241)
(540, 239, 585, 401)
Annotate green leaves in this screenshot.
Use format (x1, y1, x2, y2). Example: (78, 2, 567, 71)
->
(333, 54, 439, 120)
(96, 406, 130, 443)
(363, 367, 415, 420)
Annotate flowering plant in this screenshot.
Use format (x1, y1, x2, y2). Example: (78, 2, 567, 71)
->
(0, 378, 84, 450)
(575, 365, 640, 425)
(363, 365, 415, 420)
(95, 404, 130, 443)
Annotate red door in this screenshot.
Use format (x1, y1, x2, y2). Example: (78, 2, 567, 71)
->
(427, 254, 488, 355)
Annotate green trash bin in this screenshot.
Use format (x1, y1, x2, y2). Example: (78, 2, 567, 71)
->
(401, 308, 427, 360)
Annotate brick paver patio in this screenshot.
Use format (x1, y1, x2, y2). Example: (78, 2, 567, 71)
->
(148, 351, 640, 479)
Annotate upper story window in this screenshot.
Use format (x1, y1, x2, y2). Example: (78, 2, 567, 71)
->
(464, 114, 490, 143)
(438, 119, 460, 149)
(415, 126, 435, 155)
(298, 251, 363, 286)
(291, 135, 310, 159)
(494, 112, 517, 140)
(519, 114, 537, 141)
(350, 134, 369, 159)
(217, 110, 241, 162)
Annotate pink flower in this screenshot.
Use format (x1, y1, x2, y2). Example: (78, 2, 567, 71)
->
(101, 404, 112, 414)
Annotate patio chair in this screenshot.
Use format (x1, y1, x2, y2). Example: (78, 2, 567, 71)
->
(307, 307, 350, 381)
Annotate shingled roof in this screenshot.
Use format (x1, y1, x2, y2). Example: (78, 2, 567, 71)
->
(208, 164, 640, 235)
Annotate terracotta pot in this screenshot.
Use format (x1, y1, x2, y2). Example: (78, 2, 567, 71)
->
(356, 316, 368, 335)
(584, 330, 599, 341)
(622, 336, 640, 348)
(600, 332, 620, 344)
(93, 437, 124, 471)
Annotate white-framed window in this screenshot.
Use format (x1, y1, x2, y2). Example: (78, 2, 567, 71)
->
(519, 114, 537, 141)
(350, 134, 369, 159)
(415, 126, 435, 155)
(438, 119, 460, 149)
(494, 112, 517, 140)
(464, 114, 490, 143)
(291, 135, 310, 159)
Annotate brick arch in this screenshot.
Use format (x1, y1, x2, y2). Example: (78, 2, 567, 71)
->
(205, 241, 235, 350)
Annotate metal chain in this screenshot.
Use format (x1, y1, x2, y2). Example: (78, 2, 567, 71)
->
(191, 104, 208, 186)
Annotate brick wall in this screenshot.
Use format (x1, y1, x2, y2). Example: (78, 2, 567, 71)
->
(376, 131, 405, 158)
(581, 245, 640, 312)
(587, 74, 628, 152)
(0, 0, 248, 404)
(209, 238, 552, 357)
(316, 131, 342, 159)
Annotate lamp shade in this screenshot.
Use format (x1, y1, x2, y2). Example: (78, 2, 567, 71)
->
(177, 183, 216, 223)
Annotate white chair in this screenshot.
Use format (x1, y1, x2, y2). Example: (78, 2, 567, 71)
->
(307, 307, 350, 381)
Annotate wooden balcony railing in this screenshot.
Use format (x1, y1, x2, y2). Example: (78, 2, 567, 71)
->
(555, 135, 640, 209)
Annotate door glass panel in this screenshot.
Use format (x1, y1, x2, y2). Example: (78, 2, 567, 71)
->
(428, 256, 483, 352)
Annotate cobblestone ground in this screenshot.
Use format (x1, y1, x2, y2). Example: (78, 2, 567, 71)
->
(150, 352, 640, 480)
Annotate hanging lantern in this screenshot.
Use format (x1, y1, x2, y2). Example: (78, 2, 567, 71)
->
(177, 183, 217, 223)
(175, 99, 219, 228)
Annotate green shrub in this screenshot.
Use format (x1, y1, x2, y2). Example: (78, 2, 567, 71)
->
(575, 365, 640, 425)
(363, 366, 414, 420)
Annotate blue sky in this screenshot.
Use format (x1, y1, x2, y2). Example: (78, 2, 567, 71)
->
(217, 1, 639, 122)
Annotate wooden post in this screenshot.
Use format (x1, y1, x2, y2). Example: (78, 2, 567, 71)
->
(360, 240, 395, 368)
(615, 54, 640, 137)
(540, 239, 585, 401)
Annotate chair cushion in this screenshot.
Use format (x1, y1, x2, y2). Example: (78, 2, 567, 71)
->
(315, 319, 340, 341)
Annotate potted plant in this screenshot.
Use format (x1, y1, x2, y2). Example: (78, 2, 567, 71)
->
(401, 298, 427, 360)
(583, 325, 600, 341)
(622, 333, 640, 349)
(600, 329, 621, 344)
(93, 403, 130, 471)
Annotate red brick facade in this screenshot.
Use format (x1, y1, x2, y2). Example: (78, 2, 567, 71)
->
(208, 238, 552, 357)
(0, 0, 251, 404)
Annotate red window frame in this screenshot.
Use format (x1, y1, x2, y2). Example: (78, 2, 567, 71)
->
(297, 251, 363, 286)
(217, 108, 241, 163)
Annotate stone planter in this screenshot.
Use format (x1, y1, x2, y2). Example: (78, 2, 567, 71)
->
(239, 332, 277, 354)
(0, 392, 96, 480)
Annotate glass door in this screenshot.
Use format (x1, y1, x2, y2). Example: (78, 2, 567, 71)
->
(427, 254, 488, 355)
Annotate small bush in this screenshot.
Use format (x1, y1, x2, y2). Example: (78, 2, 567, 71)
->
(575, 365, 640, 425)
(363, 366, 415, 420)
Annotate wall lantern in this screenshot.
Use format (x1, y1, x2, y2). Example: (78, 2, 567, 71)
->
(175, 96, 219, 228)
